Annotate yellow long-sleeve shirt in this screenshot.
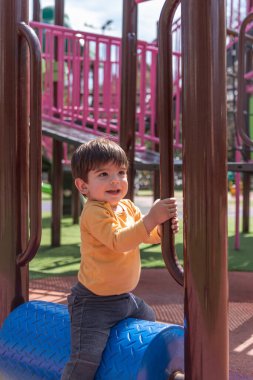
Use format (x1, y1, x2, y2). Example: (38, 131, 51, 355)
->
(78, 199, 161, 296)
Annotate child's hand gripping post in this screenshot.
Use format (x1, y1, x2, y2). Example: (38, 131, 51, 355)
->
(143, 198, 179, 235)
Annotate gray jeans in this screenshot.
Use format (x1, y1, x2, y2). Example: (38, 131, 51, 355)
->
(61, 282, 155, 380)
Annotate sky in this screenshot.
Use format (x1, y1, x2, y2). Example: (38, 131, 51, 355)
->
(30, 0, 181, 42)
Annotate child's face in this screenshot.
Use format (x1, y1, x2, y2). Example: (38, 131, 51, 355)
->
(78, 161, 128, 208)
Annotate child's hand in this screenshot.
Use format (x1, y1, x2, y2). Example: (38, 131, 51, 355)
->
(143, 198, 178, 234)
(157, 216, 179, 237)
(171, 217, 179, 234)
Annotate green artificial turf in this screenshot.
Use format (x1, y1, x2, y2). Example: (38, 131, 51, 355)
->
(29, 211, 253, 279)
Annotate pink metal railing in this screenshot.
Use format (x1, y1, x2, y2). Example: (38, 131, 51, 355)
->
(31, 0, 251, 155)
(36, 23, 122, 135)
(30, 21, 182, 152)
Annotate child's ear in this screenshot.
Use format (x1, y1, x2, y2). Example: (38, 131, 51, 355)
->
(75, 178, 88, 195)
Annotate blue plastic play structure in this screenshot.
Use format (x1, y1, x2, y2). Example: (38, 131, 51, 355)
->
(0, 301, 184, 379)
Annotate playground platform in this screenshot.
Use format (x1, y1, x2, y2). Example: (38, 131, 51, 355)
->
(29, 270, 253, 380)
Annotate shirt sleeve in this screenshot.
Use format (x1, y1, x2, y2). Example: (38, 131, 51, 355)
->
(129, 200, 161, 245)
(82, 203, 154, 252)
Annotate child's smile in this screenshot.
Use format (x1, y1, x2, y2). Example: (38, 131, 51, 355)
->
(106, 189, 121, 194)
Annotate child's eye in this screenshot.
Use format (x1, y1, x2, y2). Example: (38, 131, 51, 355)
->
(99, 172, 108, 177)
(119, 170, 127, 176)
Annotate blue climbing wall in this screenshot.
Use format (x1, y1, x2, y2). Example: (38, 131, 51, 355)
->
(0, 301, 184, 379)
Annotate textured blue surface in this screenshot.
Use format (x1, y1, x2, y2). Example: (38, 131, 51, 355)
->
(96, 318, 184, 380)
(0, 301, 70, 379)
(0, 301, 184, 379)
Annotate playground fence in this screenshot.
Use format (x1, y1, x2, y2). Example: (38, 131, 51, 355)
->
(31, 21, 182, 152)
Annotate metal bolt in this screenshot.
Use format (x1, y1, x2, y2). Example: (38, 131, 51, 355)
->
(169, 371, 185, 380)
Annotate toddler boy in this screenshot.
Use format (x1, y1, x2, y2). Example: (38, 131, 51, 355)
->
(61, 138, 179, 379)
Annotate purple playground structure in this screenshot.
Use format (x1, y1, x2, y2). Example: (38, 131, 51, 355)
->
(0, 0, 252, 379)
(30, 0, 253, 248)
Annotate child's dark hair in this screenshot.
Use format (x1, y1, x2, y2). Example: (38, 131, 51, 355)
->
(71, 138, 129, 181)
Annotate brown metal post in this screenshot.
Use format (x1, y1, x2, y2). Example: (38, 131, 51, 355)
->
(120, 0, 138, 200)
(243, 173, 250, 232)
(242, 115, 251, 234)
(242, 27, 252, 233)
(181, 1, 228, 379)
(33, 0, 41, 21)
(248, 0, 253, 12)
(153, 21, 160, 201)
(55, 0, 65, 26)
(0, 0, 29, 325)
(52, 141, 63, 247)
(16, 0, 30, 306)
(72, 184, 81, 224)
(237, 12, 253, 234)
(51, 0, 65, 246)
(158, 0, 183, 286)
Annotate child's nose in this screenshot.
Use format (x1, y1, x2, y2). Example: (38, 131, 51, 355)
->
(111, 176, 119, 183)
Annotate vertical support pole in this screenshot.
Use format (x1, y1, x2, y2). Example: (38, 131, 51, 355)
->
(235, 150, 241, 249)
(120, 0, 138, 200)
(55, 0, 65, 25)
(182, 1, 229, 379)
(242, 172, 250, 232)
(0, 0, 29, 326)
(72, 184, 81, 224)
(17, 0, 30, 307)
(51, 141, 63, 247)
(33, 0, 41, 21)
(153, 21, 160, 201)
(247, 0, 253, 12)
(242, 41, 252, 233)
(51, 0, 65, 246)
